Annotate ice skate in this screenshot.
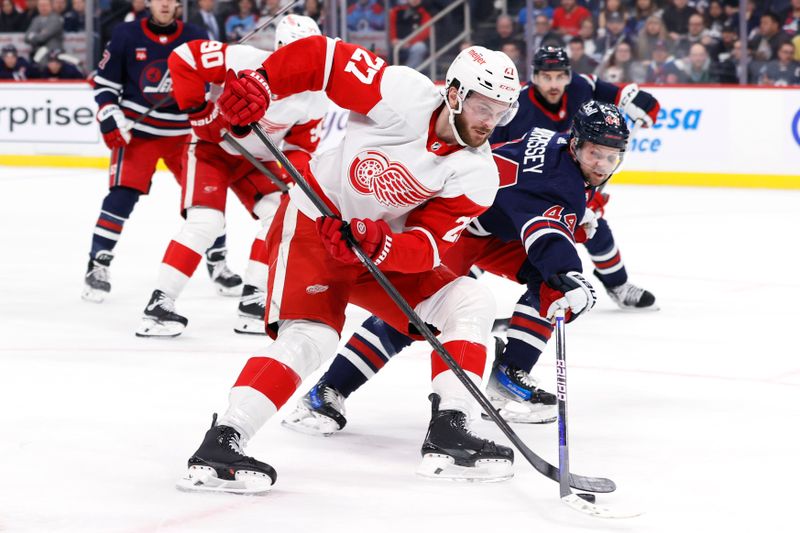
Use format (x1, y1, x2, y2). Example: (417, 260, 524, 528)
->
(417, 394, 513, 482)
(233, 284, 267, 335)
(135, 290, 188, 337)
(485, 361, 557, 424)
(604, 278, 659, 311)
(81, 251, 113, 303)
(281, 381, 347, 436)
(177, 414, 276, 495)
(206, 247, 243, 296)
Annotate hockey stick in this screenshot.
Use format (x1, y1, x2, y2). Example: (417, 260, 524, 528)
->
(124, 0, 301, 133)
(249, 122, 616, 493)
(554, 309, 642, 517)
(221, 132, 289, 193)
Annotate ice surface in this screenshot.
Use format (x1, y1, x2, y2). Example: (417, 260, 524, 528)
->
(1, 167, 798, 532)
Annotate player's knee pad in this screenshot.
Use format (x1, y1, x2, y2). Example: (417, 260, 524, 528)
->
(181, 207, 226, 252)
(252, 193, 282, 226)
(102, 186, 141, 218)
(417, 277, 495, 345)
(263, 319, 339, 380)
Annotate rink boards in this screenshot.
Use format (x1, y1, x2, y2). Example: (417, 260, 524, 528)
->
(0, 81, 798, 188)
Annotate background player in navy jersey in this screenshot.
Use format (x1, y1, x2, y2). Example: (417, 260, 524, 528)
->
(492, 45, 660, 312)
(82, 0, 241, 303)
(283, 101, 629, 434)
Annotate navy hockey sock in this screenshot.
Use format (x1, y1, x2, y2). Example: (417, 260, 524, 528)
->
(584, 218, 628, 288)
(205, 234, 228, 261)
(325, 316, 413, 398)
(501, 290, 551, 371)
(90, 186, 140, 259)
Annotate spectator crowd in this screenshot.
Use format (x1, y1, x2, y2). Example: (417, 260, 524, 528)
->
(484, 0, 800, 85)
(2, 0, 799, 86)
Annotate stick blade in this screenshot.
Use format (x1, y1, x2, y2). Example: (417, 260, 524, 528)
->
(569, 473, 617, 493)
(561, 494, 643, 519)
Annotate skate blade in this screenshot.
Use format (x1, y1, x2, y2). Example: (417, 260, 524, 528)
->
(281, 408, 341, 437)
(214, 284, 243, 297)
(176, 465, 273, 495)
(233, 315, 266, 335)
(483, 397, 557, 424)
(135, 318, 185, 338)
(416, 454, 513, 483)
(81, 287, 108, 303)
(561, 493, 644, 519)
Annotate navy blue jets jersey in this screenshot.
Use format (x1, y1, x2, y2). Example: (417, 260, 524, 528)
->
(471, 128, 589, 282)
(491, 74, 621, 143)
(93, 18, 207, 139)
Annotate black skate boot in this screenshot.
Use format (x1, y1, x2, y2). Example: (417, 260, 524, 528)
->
(135, 289, 188, 337)
(417, 393, 514, 482)
(233, 284, 266, 335)
(281, 381, 347, 436)
(177, 414, 276, 495)
(206, 247, 243, 296)
(484, 338, 557, 424)
(81, 251, 113, 303)
(601, 273, 658, 311)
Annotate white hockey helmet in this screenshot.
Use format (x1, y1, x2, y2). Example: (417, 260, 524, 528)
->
(445, 46, 520, 106)
(444, 46, 520, 145)
(275, 14, 322, 49)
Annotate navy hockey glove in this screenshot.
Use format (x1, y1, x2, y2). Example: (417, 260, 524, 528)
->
(539, 272, 596, 323)
(97, 104, 131, 149)
(617, 84, 660, 127)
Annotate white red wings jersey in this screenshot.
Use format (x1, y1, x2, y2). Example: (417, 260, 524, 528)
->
(168, 40, 328, 160)
(261, 36, 499, 272)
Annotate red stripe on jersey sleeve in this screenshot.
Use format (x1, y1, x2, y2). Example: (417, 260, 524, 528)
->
(263, 36, 385, 116)
(381, 195, 488, 274)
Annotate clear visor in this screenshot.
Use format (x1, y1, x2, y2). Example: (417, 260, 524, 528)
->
(573, 141, 625, 185)
(461, 93, 519, 127)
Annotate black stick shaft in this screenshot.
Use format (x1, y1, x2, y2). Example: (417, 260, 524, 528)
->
(221, 132, 288, 193)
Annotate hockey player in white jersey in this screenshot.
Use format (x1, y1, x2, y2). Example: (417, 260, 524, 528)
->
(177, 39, 522, 493)
(136, 15, 328, 337)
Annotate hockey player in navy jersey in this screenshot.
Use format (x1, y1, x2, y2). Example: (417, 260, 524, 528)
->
(283, 101, 629, 435)
(492, 45, 659, 312)
(82, 0, 241, 302)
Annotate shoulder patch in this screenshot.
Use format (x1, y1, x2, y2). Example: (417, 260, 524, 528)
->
(493, 153, 519, 189)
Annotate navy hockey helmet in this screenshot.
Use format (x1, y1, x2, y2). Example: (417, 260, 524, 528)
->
(569, 101, 630, 187)
(570, 100, 629, 150)
(532, 46, 570, 74)
(1, 44, 17, 57)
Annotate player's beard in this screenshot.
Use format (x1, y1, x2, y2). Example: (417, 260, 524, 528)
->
(454, 112, 490, 148)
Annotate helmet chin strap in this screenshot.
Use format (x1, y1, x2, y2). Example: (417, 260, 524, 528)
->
(446, 94, 469, 147)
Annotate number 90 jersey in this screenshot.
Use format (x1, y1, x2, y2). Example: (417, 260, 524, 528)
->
(168, 39, 329, 161)
(254, 35, 500, 272)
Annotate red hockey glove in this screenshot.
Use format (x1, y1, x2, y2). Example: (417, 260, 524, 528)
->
(539, 272, 596, 323)
(188, 101, 230, 143)
(97, 104, 131, 149)
(585, 190, 610, 218)
(217, 69, 271, 127)
(316, 216, 392, 265)
(617, 84, 660, 127)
